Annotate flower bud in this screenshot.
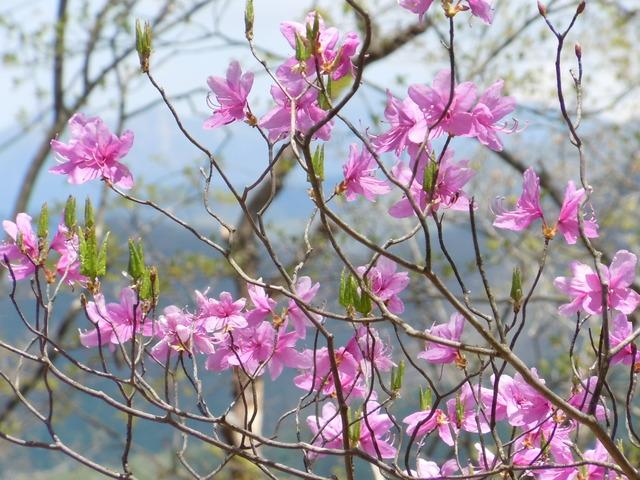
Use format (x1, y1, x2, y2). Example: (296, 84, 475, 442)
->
(419, 386, 432, 411)
(575, 42, 582, 60)
(510, 267, 523, 313)
(391, 360, 405, 393)
(37, 202, 49, 241)
(576, 1, 585, 14)
(135, 19, 153, 73)
(537, 1, 547, 17)
(244, 0, 254, 41)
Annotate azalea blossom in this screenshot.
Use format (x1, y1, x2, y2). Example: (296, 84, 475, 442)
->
(496, 369, 551, 427)
(567, 376, 608, 421)
(345, 326, 395, 375)
(306, 400, 396, 460)
(467, 79, 515, 151)
(493, 167, 599, 244)
(372, 91, 427, 156)
(245, 281, 277, 326)
(408, 69, 477, 139)
(151, 306, 214, 360)
(280, 11, 359, 81)
(402, 408, 454, 446)
(389, 149, 475, 218)
(260, 66, 333, 142)
(195, 290, 247, 334)
(294, 346, 366, 399)
(399, 0, 493, 24)
(49, 222, 85, 285)
(554, 250, 640, 316)
(286, 276, 322, 338)
(356, 256, 409, 314)
(418, 312, 465, 364)
(204, 61, 254, 129)
(446, 383, 507, 434)
(609, 313, 638, 366)
(339, 143, 391, 202)
(0, 213, 41, 280)
(50, 113, 134, 189)
(80, 287, 154, 347)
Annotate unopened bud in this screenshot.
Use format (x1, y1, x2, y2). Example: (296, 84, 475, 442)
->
(244, 0, 254, 41)
(537, 1, 547, 17)
(575, 43, 582, 60)
(135, 19, 153, 73)
(576, 1, 586, 14)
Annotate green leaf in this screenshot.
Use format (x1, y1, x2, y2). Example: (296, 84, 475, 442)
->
(127, 238, 146, 281)
(391, 360, 405, 392)
(84, 198, 95, 229)
(64, 196, 77, 231)
(295, 33, 310, 62)
(97, 232, 109, 277)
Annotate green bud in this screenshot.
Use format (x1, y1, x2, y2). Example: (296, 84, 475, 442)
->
(294, 33, 310, 62)
(348, 407, 361, 445)
(510, 267, 523, 313)
(354, 277, 371, 315)
(391, 360, 405, 392)
(135, 19, 153, 73)
(311, 144, 325, 181)
(37, 202, 49, 241)
(244, 0, 254, 41)
(318, 78, 332, 111)
(455, 393, 464, 426)
(419, 386, 432, 411)
(422, 159, 439, 195)
(64, 196, 77, 231)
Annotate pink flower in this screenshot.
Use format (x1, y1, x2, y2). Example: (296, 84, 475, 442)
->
(609, 313, 637, 366)
(468, 79, 515, 151)
(493, 168, 599, 244)
(346, 326, 395, 374)
(402, 408, 454, 446)
(556, 181, 599, 244)
(496, 369, 551, 427)
(204, 61, 254, 129)
(196, 290, 247, 334)
(260, 67, 333, 142)
(372, 91, 427, 156)
(294, 346, 366, 399)
(280, 11, 360, 81)
(267, 329, 310, 380)
(306, 402, 344, 460)
(357, 256, 409, 314)
(287, 276, 321, 338)
(151, 306, 214, 360)
(567, 376, 608, 421)
(418, 312, 465, 364)
(466, 0, 494, 24)
(446, 383, 507, 434)
(398, 0, 434, 22)
(339, 144, 391, 202)
(554, 250, 640, 316)
(245, 281, 277, 326)
(80, 287, 154, 347)
(50, 113, 134, 189)
(493, 167, 543, 231)
(389, 150, 474, 218)
(306, 400, 396, 460)
(0, 213, 40, 280)
(50, 223, 85, 285)
(408, 69, 477, 139)
(358, 400, 397, 459)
